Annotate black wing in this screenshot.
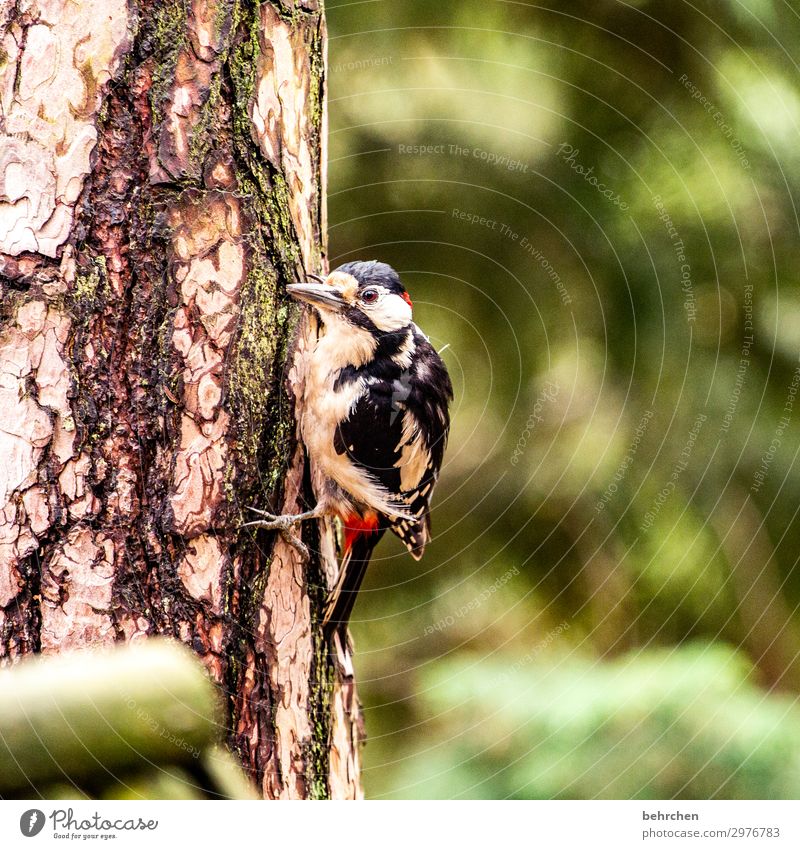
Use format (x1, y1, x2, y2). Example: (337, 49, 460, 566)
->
(334, 329, 452, 557)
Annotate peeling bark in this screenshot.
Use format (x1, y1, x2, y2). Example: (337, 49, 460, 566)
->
(0, 0, 130, 257)
(0, 0, 363, 799)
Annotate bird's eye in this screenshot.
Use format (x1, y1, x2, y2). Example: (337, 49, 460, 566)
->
(361, 288, 380, 304)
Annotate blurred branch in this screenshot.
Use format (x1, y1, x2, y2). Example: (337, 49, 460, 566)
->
(0, 639, 257, 798)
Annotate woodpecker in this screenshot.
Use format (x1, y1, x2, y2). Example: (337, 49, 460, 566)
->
(245, 260, 452, 635)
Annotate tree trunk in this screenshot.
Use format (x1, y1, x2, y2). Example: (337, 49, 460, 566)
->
(0, 0, 363, 800)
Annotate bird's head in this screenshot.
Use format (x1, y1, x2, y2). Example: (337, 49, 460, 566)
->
(287, 261, 413, 334)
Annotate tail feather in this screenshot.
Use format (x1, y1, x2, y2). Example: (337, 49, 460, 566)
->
(390, 514, 429, 561)
(323, 520, 384, 637)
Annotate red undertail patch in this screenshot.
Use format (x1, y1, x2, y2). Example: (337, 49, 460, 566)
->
(343, 514, 380, 554)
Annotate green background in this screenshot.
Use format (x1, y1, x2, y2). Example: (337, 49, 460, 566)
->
(326, 0, 800, 798)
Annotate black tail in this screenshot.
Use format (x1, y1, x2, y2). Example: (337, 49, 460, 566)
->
(323, 526, 385, 638)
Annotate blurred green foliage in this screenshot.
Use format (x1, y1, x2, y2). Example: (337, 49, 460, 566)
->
(325, 0, 800, 798)
(391, 643, 800, 799)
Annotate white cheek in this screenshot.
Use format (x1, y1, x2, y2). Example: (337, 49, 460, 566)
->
(371, 294, 412, 331)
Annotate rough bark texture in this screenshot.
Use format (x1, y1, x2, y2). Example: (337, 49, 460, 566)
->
(0, 0, 363, 799)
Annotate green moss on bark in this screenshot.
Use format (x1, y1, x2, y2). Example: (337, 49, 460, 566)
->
(306, 616, 334, 799)
(188, 71, 223, 170)
(71, 256, 109, 309)
(149, 1, 188, 123)
(224, 1, 304, 505)
(225, 0, 336, 798)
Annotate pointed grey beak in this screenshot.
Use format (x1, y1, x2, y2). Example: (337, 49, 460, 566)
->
(286, 282, 346, 311)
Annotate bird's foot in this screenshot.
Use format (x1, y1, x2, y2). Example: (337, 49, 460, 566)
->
(242, 505, 324, 561)
(242, 505, 323, 530)
(242, 507, 296, 530)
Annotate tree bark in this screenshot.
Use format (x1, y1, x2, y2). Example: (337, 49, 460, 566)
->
(0, 0, 363, 799)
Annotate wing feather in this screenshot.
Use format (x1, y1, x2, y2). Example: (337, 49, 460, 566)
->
(334, 328, 452, 556)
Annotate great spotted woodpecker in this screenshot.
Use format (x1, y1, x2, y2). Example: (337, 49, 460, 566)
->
(246, 261, 452, 635)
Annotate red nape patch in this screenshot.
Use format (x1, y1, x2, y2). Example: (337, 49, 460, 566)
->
(343, 515, 380, 554)
(401, 291, 413, 308)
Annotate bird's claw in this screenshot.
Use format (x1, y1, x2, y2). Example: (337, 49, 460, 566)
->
(242, 506, 296, 531)
(244, 505, 281, 523)
(281, 529, 310, 562)
(242, 506, 310, 562)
